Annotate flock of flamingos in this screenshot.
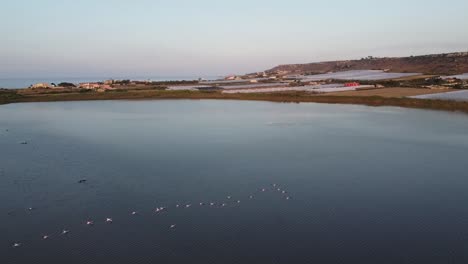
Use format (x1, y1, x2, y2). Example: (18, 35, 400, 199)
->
(8, 182, 292, 249)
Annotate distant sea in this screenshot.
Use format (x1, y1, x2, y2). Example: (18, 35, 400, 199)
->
(0, 76, 221, 89)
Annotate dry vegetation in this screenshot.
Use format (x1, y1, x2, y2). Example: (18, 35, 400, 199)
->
(269, 52, 468, 75)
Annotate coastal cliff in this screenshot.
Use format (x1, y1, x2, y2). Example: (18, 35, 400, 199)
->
(267, 52, 468, 76)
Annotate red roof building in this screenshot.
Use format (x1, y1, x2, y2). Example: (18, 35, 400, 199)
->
(344, 82, 360, 87)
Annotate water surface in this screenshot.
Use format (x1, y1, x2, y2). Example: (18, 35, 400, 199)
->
(412, 90, 468, 101)
(1, 100, 468, 264)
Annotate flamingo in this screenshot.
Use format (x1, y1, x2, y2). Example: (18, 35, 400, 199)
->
(86, 220, 94, 226)
(106, 218, 113, 223)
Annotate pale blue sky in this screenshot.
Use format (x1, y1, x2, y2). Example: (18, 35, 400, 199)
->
(1, 0, 467, 78)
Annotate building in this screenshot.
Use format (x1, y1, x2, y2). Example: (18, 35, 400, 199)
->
(96, 85, 116, 92)
(344, 82, 360, 87)
(31, 83, 53, 89)
(79, 83, 101, 90)
(225, 75, 243, 81)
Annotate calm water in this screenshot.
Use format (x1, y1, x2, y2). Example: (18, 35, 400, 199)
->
(1, 100, 468, 264)
(444, 73, 468, 80)
(412, 90, 468, 102)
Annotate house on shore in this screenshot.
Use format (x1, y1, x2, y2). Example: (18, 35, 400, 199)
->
(79, 82, 116, 92)
(79, 83, 101, 90)
(31, 83, 53, 89)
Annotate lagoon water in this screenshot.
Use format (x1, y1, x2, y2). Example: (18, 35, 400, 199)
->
(412, 90, 468, 102)
(2, 100, 468, 264)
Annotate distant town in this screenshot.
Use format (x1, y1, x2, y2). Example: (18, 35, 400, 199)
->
(20, 51, 468, 95)
(1, 52, 468, 111)
(23, 68, 467, 95)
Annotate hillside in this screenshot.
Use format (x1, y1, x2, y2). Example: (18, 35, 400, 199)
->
(266, 52, 468, 76)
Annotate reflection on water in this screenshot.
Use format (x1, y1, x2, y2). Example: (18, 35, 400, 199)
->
(1, 100, 468, 264)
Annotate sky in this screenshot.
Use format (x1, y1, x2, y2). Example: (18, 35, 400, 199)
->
(1, 0, 468, 78)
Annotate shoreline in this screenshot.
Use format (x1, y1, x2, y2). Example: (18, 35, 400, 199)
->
(2, 89, 468, 113)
